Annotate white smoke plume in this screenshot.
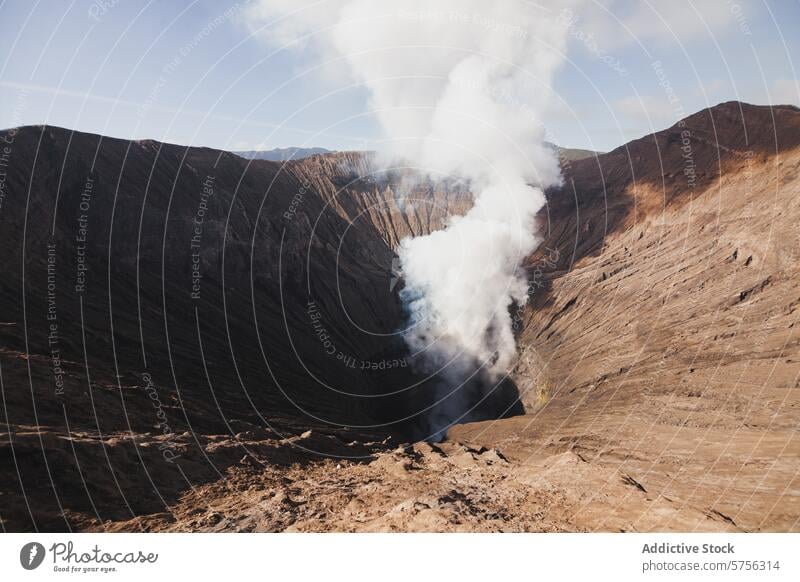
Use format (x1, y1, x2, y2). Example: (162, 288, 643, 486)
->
(247, 0, 577, 436)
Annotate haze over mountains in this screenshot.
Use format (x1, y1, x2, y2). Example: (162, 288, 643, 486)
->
(233, 143, 600, 163)
(0, 101, 798, 532)
(234, 147, 333, 162)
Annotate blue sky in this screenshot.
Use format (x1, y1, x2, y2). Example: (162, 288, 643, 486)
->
(1, 0, 798, 153)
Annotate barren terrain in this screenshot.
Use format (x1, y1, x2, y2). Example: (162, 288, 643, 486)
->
(1, 102, 799, 532)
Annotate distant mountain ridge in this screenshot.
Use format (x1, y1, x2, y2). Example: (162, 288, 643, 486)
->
(234, 146, 333, 161)
(235, 143, 600, 163)
(553, 144, 602, 162)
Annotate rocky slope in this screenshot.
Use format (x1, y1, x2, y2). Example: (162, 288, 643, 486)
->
(0, 124, 475, 530)
(1, 102, 798, 532)
(459, 102, 800, 531)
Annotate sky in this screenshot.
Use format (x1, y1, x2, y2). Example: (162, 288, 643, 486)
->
(1, 0, 798, 153)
